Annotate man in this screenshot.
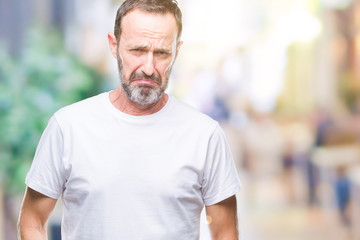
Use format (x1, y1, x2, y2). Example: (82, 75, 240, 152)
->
(18, 0, 241, 239)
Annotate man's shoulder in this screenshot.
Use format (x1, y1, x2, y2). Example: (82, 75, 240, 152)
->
(170, 96, 218, 131)
(54, 92, 107, 122)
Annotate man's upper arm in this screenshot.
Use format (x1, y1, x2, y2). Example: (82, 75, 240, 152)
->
(205, 195, 239, 240)
(202, 124, 241, 206)
(18, 187, 57, 239)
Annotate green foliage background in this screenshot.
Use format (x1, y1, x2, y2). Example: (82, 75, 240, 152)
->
(0, 28, 104, 194)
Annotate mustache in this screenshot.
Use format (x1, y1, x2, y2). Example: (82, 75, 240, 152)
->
(129, 71, 161, 84)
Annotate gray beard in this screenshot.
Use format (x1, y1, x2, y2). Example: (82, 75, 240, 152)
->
(117, 53, 169, 106)
(121, 81, 164, 106)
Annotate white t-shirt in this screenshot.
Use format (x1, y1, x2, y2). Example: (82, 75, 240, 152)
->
(26, 92, 241, 240)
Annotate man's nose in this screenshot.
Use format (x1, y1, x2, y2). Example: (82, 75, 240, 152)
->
(141, 52, 155, 76)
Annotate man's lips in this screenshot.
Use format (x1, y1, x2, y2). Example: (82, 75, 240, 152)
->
(132, 78, 159, 85)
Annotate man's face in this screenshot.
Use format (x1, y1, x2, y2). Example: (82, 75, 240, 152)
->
(116, 9, 181, 106)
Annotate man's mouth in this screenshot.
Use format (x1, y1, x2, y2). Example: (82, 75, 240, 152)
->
(129, 71, 161, 85)
(132, 78, 159, 85)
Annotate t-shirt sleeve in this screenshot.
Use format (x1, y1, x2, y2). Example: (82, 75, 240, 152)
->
(25, 115, 66, 199)
(202, 123, 242, 206)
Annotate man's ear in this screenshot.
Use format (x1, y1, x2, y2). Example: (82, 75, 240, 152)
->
(175, 40, 183, 59)
(108, 33, 118, 59)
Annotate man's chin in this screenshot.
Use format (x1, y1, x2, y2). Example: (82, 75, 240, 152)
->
(129, 88, 164, 106)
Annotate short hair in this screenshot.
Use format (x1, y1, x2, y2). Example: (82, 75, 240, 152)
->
(114, 0, 182, 42)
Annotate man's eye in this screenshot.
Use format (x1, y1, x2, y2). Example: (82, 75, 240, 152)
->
(156, 51, 170, 56)
(130, 49, 147, 54)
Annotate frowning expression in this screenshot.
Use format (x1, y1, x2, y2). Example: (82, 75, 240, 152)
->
(115, 9, 181, 106)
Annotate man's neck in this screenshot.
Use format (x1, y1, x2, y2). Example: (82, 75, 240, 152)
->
(109, 87, 168, 116)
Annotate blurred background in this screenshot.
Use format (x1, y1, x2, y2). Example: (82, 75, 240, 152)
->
(1, 0, 360, 239)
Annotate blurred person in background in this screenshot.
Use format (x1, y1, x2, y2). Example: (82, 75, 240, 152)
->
(17, 0, 241, 239)
(334, 166, 351, 226)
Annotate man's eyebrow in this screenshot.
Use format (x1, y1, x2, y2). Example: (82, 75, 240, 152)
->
(128, 45, 148, 50)
(128, 45, 172, 53)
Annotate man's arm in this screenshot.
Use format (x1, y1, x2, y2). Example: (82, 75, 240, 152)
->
(205, 195, 239, 240)
(17, 187, 57, 240)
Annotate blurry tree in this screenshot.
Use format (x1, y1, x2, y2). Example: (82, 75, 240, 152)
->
(339, 72, 360, 112)
(0, 27, 104, 194)
(0, 26, 104, 239)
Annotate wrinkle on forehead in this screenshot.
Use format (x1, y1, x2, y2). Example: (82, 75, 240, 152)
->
(121, 34, 175, 53)
(141, 29, 170, 40)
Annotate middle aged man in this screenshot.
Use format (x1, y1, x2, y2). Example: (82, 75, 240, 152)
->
(18, 0, 242, 239)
